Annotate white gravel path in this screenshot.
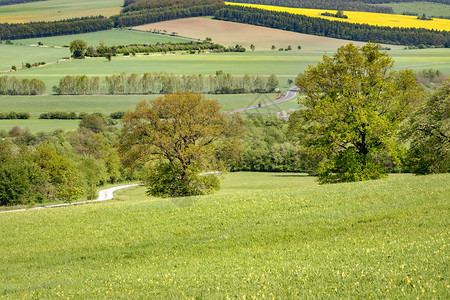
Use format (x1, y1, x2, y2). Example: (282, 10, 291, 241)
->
(0, 184, 140, 214)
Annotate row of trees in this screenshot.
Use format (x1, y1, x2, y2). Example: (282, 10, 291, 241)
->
(225, 0, 394, 13)
(0, 16, 114, 40)
(39, 111, 125, 120)
(53, 73, 279, 95)
(0, 76, 45, 95)
(122, 0, 223, 13)
(0, 0, 43, 5)
(214, 5, 450, 47)
(85, 40, 246, 57)
(0, 114, 125, 206)
(0, 112, 30, 119)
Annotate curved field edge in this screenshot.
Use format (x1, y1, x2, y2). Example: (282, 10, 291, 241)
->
(225, 2, 450, 31)
(0, 172, 448, 298)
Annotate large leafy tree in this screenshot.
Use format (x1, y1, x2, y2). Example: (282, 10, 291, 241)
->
(69, 39, 88, 59)
(119, 91, 244, 197)
(402, 78, 450, 174)
(290, 43, 423, 183)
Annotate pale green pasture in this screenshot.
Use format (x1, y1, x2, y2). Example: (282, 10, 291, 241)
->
(0, 44, 69, 72)
(379, 2, 450, 18)
(0, 0, 123, 23)
(14, 29, 195, 47)
(0, 172, 448, 298)
(0, 119, 79, 133)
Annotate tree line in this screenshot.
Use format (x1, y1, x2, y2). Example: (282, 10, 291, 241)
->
(0, 112, 30, 119)
(86, 40, 245, 57)
(0, 76, 46, 95)
(225, 0, 394, 13)
(0, 0, 43, 5)
(214, 5, 450, 47)
(39, 111, 125, 120)
(121, 0, 223, 13)
(52, 73, 279, 95)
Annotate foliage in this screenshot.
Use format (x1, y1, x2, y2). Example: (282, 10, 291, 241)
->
(0, 112, 30, 119)
(0, 16, 114, 40)
(401, 78, 450, 174)
(215, 5, 450, 47)
(0, 76, 46, 95)
(119, 91, 243, 197)
(53, 72, 278, 95)
(79, 114, 107, 133)
(70, 39, 88, 59)
(290, 43, 424, 183)
(0, 0, 44, 5)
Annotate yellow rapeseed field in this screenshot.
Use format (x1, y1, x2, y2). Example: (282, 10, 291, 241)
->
(225, 2, 450, 31)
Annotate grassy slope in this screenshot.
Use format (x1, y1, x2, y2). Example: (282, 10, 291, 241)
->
(0, 0, 123, 23)
(0, 172, 448, 298)
(379, 2, 450, 18)
(14, 29, 196, 47)
(0, 44, 69, 73)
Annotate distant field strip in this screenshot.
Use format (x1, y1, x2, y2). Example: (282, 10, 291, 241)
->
(225, 2, 450, 31)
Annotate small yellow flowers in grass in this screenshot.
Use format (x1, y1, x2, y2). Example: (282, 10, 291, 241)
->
(225, 2, 450, 31)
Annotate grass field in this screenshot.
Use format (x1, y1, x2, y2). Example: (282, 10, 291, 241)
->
(380, 2, 450, 18)
(0, 119, 79, 133)
(0, 44, 69, 73)
(0, 93, 297, 132)
(0, 0, 123, 23)
(225, 2, 450, 31)
(0, 172, 448, 298)
(14, 29, 196, 47)
(134, 17, 386, 52)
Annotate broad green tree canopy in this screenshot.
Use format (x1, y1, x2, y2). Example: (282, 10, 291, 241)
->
(290, 42, 424, 183)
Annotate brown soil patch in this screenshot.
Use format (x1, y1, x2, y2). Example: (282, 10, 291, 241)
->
(134, 17, 381, 52)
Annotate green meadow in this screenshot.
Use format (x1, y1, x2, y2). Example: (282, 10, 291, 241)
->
(380, 2, 450, 18)
(14, 29, 195, 47)
(0, 0, 123, 23)
(0, 172, 448, 298)
(0, 44, 69, 73)
(0, 93, 297, 132)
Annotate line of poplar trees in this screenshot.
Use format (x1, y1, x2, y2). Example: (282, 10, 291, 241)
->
(0, 76, 46, 95)
(53, 73, 279, 95)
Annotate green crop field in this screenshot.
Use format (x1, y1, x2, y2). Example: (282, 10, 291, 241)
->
(0, 172, 448, 298)
(0, 0, 123, 23)
(379, 2, 450, 18)
(0, 93, 296, 133)
(0, 119, 79, 133)
(14, 29, 196, 47)
(0, 44, 69, 73)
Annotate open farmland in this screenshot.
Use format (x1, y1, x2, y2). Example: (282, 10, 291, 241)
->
(379, 2, 450, 18)
(0, 44, 69, 73)
(0, 172, 448, 298)
(0, 0, 123, 23)
(134, 17, 395, 52)
(14, 29, 195, 47)
(225, 2, 450, 31)
(7, 47, 450, 94)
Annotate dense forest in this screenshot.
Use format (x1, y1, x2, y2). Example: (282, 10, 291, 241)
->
(0, 16, 114, 40)
(0, 0, 44, 6)
(122, 0, 223, 12)
(52, 73, 279, 95)
(214, 5, 450, 47)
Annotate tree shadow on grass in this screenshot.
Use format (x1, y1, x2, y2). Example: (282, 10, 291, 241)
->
(271, 174, 310, 178)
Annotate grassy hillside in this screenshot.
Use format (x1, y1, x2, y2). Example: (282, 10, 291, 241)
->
(14, 29, 196, 47)
(0, 0, 123, 23)
(379, 2, 450, 18)
(0, 172, 448, 298)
